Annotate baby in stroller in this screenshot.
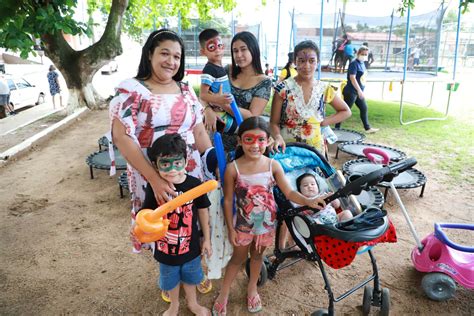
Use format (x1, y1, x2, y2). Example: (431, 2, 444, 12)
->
(296, 172, 353, 225)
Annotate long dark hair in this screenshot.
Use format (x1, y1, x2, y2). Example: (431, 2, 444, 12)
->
(136, 29, 185, 82)
(234, 116, 270, 159)
(282, 52, 294, 80)
(230, 31, 263, 79)
(294, 40, 320, 64)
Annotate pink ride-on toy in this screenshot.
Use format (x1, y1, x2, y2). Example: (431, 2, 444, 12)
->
(362, 147, 474, 301)
(412, 223, 474, 301)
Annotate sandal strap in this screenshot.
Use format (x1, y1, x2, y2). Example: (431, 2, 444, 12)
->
(212, 299, 227, 316)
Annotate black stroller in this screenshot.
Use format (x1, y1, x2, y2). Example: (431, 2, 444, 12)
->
(245, 143, 417, 316)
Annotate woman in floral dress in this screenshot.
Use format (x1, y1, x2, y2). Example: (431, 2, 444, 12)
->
(270, 40, 351, 249)
(270, 40, 351, 155)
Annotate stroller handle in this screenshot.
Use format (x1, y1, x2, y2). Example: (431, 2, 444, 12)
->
(327, 157, 418, 201)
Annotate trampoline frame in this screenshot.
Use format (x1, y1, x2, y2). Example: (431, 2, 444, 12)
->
(343, 158, 427, 198)
(336, 142, 406, 162)
(86, 150, 127, 179)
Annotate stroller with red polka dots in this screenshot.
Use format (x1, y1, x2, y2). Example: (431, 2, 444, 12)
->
(245, 143, 417, 316)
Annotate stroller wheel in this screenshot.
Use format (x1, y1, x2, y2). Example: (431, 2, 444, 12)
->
(310, 309, 328, 316)
(245, 257, 268, 287)
(362, 285, 372, 315)
(421, 273, 456, 301)
(380, 288, 390, 316)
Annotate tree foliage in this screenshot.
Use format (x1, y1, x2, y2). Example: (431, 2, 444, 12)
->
(399, 0, 473, 16)
(0, 0, 237, 109)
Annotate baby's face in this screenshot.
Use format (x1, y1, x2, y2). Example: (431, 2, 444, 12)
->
(299, 176, 319, 197)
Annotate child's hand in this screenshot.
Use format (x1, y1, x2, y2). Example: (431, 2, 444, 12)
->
(201, 239, 212, 258)
(214, 93, 232, 108)
(129, 224, 142, 252)
(204, 106, 218, 132)
(331, 198, 341, 209)
(228, 229, 239, 247)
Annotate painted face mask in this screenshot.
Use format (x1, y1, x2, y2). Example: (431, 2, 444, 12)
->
(157, 156, 186, 172)
(206, 38, 224, 52)
(241, 132, 268, 146)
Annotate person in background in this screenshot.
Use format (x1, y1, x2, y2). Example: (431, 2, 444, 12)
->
(0, 74, 15, 117)
(264, 63, 273, 77)
(335, 46, 379, 133)
(278, 52, 297, 82)
(342, 40, 356, 73)
(333, 34, 348, 73)
(362, 42, 375, 69)
(47, 65, 63, 109)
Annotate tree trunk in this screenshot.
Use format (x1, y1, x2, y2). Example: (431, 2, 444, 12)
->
(40, 0, 129, 110)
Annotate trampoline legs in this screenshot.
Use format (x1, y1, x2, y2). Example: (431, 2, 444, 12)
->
(119, 184, 124, 198)
(89, 166, 94, 179)
(335, 147, 340, 159)
(420, 184, 426, 197)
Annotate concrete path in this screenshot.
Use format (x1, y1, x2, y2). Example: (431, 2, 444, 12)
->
(0, 102, 61, 136)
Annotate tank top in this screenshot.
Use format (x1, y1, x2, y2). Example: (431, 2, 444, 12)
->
(233, 159, 277, 235)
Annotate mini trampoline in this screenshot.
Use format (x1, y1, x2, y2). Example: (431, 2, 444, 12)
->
(333, 128, 366, 144)
(336, 142, 406, 162)
(118, 172, 129, 198)
(98, 136, 117, 151)
(355, 187, 384, 209)
(86, 150, 127, 179)
(343, 158, 427, 198)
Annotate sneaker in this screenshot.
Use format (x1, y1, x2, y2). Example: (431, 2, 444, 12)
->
(365, 128, 379, 134)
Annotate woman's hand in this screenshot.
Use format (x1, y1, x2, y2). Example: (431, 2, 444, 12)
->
(271, 134, 286, 153)
(204, 107, 218, 132)
(306, 193, 332, 210)
(357, 90, 365, 100)
(148, 174, 176, 205)
(201, 239, 213, 258)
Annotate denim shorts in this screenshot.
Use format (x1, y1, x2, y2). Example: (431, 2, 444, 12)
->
(158, 256, 203, 291)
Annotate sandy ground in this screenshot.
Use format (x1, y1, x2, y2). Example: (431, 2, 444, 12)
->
(0, 110, 472, 315)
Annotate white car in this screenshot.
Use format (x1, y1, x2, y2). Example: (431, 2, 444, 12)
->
(100, 60, 118, 75)
(7, 77, 45, 109)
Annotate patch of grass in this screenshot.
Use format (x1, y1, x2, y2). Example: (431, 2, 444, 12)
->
(327, 99, 473, 185)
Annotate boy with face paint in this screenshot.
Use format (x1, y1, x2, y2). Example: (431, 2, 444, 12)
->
(139, 133, 213, 315)
(199, 28, 238, 135)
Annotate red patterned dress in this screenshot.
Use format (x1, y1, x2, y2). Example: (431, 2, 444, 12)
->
(109, 78, 204, 230)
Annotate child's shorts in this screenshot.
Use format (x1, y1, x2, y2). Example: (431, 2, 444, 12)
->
(158, 256, 203, 291)
(235, 230, 274, 248)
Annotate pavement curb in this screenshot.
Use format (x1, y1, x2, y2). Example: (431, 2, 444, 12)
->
(0, 108, 62, 136)
(0, 107, 89, 166)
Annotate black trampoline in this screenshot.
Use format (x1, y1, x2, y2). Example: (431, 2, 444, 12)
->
(86, 150, 127, 179)
(343, 158, 427, 198)
(336, 142, 406, 162)
(118, 172, 129, 198)
(355, 187, 384, 209)
(98, 136, 117, 151)
(333, 128, 366, 144)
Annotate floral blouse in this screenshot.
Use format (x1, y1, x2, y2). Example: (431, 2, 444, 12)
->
(274, 77, 336, 152)
(109, 78, 204, 216)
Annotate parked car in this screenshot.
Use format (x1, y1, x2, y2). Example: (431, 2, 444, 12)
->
(100, 60, 118, 75)
(7, 76, 45, 109)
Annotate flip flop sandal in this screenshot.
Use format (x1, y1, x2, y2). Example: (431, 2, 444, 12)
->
(212, 298, 227, 316)
(197, 277, 213, 294)
(161, 290, 171, 303)
(247, 294, 263, 313)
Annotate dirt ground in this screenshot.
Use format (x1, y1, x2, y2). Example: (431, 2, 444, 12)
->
(0, 110, 472, 315)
